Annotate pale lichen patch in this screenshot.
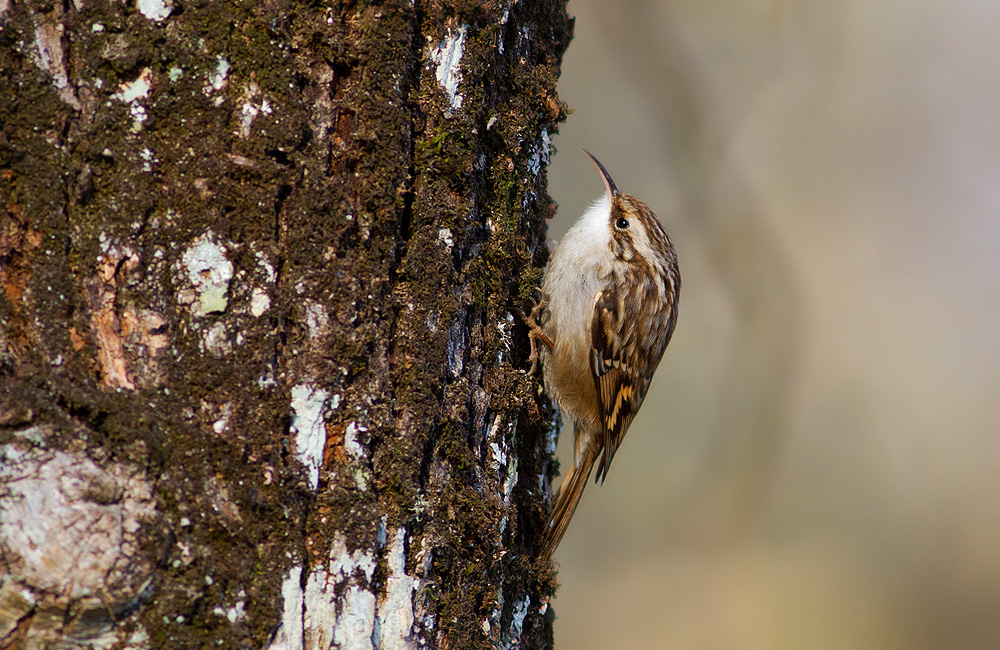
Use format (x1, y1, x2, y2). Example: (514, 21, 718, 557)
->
(211, 590, 246, 624)
(249, 250, 276, 317)
(112, 67, 153, 132)
(290, 384, 329, 490)
(113, 68, 152, 103)
(266, 565, 304, 650)
(237, 82, 274, 138)
(495, 313, 514, 365)
(304, 301, 329, 340)
(255, 251, 277, 282)
(329, 533, 378, 650)
(335, 586, 378, 650)
(136, 0, 172, 22)
(268, 536, 381, 650)
(378, 528, 419, 650)
(122, 624, 151, 650)
(204, 56, 230, 98)
(429, 25, 468, 116)
(176, 232, 234, 317)
(302, 567, 339, 650)
(250, 288, 271, 317)
(211, 402, 233, 434)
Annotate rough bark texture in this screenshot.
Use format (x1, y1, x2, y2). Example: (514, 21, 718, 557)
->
(0, 1, 571, 648)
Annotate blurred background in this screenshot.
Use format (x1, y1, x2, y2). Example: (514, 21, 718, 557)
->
(544, 0, 1000, 648)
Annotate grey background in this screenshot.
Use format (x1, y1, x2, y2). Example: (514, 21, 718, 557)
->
(545, 0, 1000, 648)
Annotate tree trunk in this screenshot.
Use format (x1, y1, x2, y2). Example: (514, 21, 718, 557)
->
(0, 1, 571, 648)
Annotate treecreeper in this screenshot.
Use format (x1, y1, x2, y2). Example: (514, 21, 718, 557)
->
(525, 151, 681, 558)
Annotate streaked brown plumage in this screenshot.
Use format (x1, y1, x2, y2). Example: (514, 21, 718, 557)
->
(529, 151, 680, 558)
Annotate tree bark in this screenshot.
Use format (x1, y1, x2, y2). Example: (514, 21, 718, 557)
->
(0, 1, 571, 648)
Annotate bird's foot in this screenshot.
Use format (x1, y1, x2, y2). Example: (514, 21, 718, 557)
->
(516, 290, 553, 375)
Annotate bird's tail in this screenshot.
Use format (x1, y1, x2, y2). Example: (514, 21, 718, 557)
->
(541, 438, 598, 559)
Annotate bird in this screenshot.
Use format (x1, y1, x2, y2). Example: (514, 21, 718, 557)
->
(525, 150, 680, 558)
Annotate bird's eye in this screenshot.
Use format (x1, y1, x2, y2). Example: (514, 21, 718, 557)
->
(615, 217, 630, 230)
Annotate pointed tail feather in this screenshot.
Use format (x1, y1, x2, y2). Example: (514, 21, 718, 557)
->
(541, 447, 597, 559)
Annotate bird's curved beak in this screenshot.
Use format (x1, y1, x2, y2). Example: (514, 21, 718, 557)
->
(583, 149, 620, 197)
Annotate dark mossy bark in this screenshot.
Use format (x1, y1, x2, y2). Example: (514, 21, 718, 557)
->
(0, 0, 571, 648)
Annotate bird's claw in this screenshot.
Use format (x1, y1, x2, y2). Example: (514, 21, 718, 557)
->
(516, 290, 553, 375)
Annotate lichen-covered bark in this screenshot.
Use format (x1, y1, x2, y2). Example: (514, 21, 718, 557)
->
(0, 0, 571, 648)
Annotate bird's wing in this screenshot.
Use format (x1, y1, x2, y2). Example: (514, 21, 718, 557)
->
(589, 287, 649, 483)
